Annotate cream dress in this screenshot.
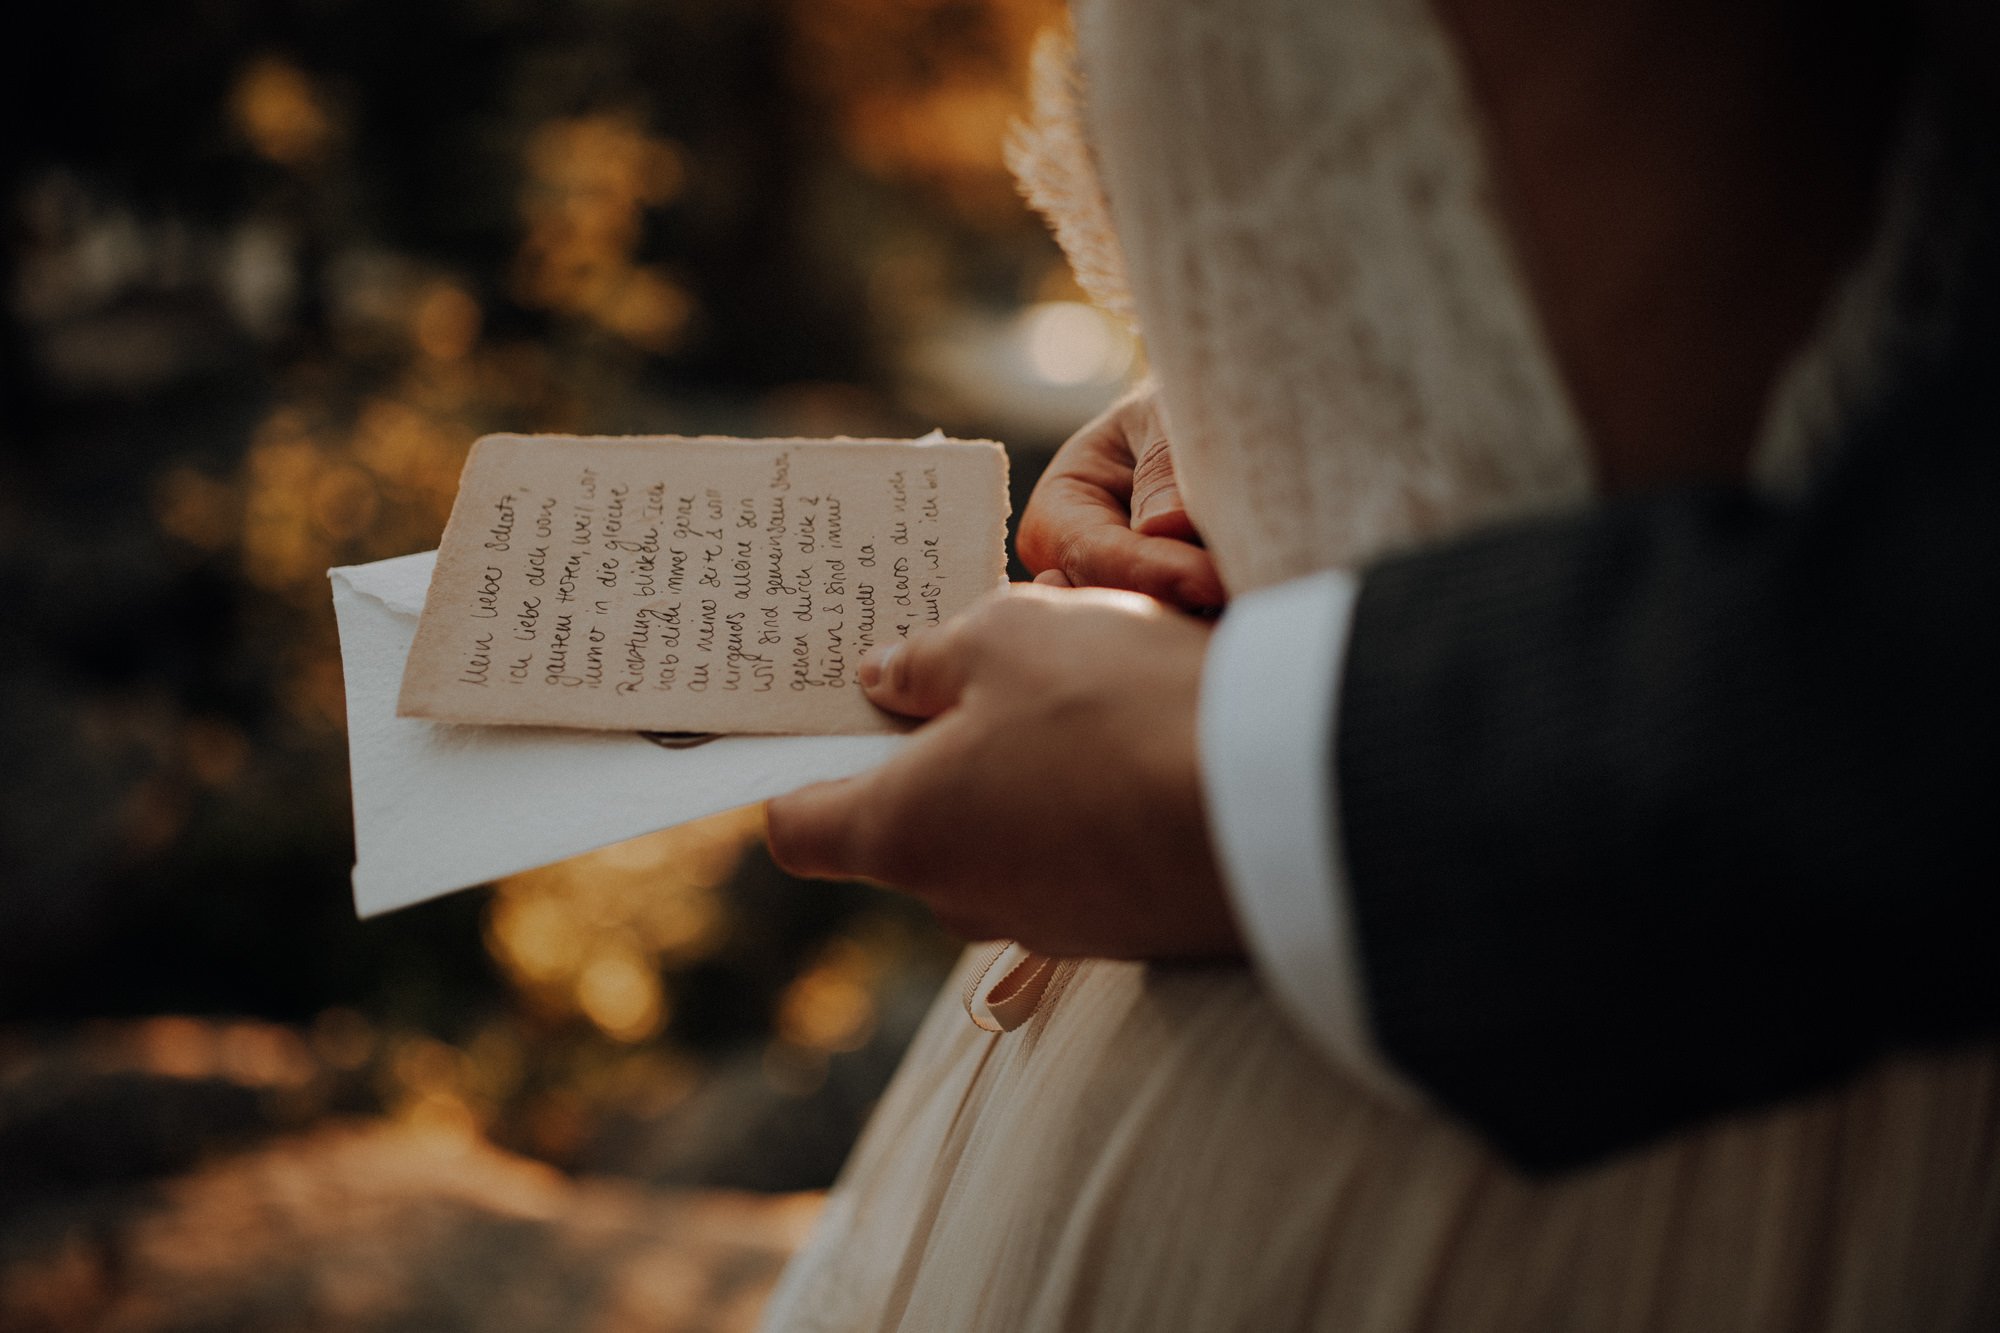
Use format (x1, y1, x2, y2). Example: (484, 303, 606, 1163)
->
(761, 1, 2000, 1328)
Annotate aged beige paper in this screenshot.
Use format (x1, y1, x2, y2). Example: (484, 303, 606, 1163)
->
(397, 433, 1009, 734)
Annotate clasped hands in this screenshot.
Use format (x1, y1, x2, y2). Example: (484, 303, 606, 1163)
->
(765, 388, 1246, 960)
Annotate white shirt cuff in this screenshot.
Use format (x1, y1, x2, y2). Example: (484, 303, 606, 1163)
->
(1198, 570, 1419, 1106)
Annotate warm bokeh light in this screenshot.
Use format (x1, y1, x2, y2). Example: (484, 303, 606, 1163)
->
(777, 939, 882, 1055)
(577, 951, 669, 1043)
(792, 0, 1068, 215)
(514, 114, 693, 351)
(6, 3, 1098, 1319)
(230, 56, 335, 167)
(484, 808, 753, 1040)
(1018, 299, 1133, 386)
(411, 282, 482, 364)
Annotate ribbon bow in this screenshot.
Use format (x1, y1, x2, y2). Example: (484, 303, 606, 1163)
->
(963, 942, 1065, 1032)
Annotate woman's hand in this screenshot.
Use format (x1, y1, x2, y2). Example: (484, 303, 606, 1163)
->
(765, 583, 1241, 961)
(1018, 386, 1225, 612)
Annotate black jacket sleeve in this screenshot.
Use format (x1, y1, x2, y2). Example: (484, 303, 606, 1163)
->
(1334, 254, 2000, 1172)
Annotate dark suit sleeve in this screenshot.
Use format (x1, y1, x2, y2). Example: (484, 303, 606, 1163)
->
(1333, 329, 2000, 1172)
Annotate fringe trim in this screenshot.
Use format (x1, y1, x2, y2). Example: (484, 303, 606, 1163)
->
(1004, 27, 1138, 325)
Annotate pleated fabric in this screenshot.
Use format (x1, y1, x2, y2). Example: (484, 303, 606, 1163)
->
(764, 953, 2000, 1331)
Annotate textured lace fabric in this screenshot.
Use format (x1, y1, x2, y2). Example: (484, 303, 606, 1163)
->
(1063, 0, 1590, 591)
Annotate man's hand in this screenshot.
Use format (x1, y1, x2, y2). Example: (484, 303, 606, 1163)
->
(765, 583, 1243, 961)
(1017, 387, 1225, 612)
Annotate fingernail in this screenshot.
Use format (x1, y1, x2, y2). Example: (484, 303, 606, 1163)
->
(859, 643, 898, 691)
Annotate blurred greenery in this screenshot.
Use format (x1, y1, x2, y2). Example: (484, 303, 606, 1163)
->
(1, 0, 1118, 1192)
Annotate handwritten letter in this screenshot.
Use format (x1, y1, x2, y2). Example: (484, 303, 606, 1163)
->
(397, 433, 1009, 734)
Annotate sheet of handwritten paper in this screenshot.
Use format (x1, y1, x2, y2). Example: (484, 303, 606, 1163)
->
(396, 433, 1008, 734)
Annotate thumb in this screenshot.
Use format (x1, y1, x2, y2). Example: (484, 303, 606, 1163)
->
(766, 777, 865, 880)
(859, 625, 970, 719)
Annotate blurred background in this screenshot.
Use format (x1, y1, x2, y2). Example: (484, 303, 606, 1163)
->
(0, 1, 1137, 1327)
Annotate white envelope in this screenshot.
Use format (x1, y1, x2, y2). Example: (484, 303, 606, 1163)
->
(330, 551, 904, 917)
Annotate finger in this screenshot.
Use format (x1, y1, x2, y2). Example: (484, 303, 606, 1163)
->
(767, 721, 976, 890)
(1051, 510, 1226, 611)
(1017, 409, 1143, 577)
(1018, 460, 1140, 577)
(859, 620, 975, 719)
(1019, 412, 1223, 610)
(765, 778, 868, 881)
(1033, 568, 1073, 587)
(1130, 433, 1197, 540)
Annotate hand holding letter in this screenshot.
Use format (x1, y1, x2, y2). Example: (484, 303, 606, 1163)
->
(765, 583, 1241, 961)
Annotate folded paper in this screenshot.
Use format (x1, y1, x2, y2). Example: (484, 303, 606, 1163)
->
(332, 550, 905, 917)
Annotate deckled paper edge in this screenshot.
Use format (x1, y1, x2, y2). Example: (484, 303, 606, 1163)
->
(397, 432, 1008, 734)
